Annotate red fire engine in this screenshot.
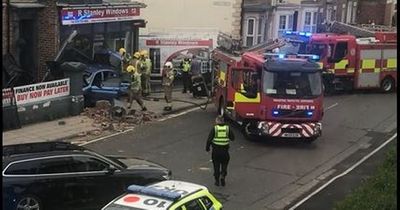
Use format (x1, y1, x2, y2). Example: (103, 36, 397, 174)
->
(282, 29, 397, 93)
(211, 49, 324, 142)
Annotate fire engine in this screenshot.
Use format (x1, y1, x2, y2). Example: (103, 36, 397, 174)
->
(211, 48, 324, 142)
(281, 22, 397, 93)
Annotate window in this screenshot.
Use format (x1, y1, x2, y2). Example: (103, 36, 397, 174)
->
(279, 15, 287, 30)
(341, 4, 346, 22)
(288, 15, 294, 31)
(246, 18, 255, 46)
(184, 199, 204, 210)
(305, 12, 311, 25)
(114, 38, 125, 52)
(199, 196, 213, 209)
(303, 12, 317, 32)
(71, 156, 109, 172)
(92, 72, 103, 87)
(5, 160, 41, 175)
(37, 157, 74, 174)
(257, 18, 263, 44)
(333, 42, 348, 61)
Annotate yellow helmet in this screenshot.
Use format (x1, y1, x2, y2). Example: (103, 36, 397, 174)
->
(140, 50, 148, 57)
(126, 65, 136, 73)
(133, 52, 141, 58)
(119, 48, 126, 55)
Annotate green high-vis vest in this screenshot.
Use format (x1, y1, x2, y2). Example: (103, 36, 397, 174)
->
(213, 125, 229, 146)
(182, 61, 191, 72)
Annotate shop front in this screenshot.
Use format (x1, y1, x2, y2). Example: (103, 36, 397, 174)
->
(58, 3, 146, 60)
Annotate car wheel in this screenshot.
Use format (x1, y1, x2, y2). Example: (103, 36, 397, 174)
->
(16, 195, 41, 210)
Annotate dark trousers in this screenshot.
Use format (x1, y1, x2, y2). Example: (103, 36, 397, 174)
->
(182, 72, 191, 93)
(212, 151, 230, 180)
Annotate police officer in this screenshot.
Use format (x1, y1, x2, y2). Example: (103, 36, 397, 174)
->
(181, 57, 191, 93)
(206, 115, 235, 186)
(162, 62, 174, 111)
(126, 65, 147, 111)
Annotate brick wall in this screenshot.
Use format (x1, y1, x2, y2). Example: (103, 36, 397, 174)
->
(357, 0, 386, 24)
(231, 0, 243, 39)
(37, 0, 60, 81)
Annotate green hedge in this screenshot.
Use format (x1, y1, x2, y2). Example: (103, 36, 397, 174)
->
(334, 146, 397, 210)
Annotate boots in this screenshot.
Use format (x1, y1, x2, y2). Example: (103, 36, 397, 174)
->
(220, 178, 225, 186)
(214, 177, 220, 186)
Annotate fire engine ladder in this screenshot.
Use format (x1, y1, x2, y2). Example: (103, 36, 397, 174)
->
(328, 21, 397, 37)
(242, 39, 286, 54)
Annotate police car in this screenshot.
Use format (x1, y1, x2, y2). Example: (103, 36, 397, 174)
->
(102, 180, 223, 210)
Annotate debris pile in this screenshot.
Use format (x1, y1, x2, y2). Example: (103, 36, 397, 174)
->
(81, 100, 162, 135)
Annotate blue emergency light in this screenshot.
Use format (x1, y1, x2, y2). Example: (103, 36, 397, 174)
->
(283, 31, 312, 38)
(306, 111, 313, 116)
(278, 54, 285, 59)
(272, 110, 279, 116)
(305, 32, 312, 37)
(127, 185, 182, 201)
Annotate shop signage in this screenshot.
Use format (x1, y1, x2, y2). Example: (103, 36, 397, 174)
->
(2, 88, 16, 108)
(61, 7, 140, 25)
(13, 78, 70, 105)
(145, 39, 213, 47)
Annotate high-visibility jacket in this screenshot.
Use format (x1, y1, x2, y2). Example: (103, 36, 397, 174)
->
(182, 61, 191, 73)
(130, 72, 142, 92)
(145, 58, 152, 75)
(212, 125, 230, 146)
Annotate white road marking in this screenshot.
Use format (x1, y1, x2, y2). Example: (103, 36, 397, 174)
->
(78, 128, 134, 146)
(157, 107, 201, 122)
(288, 132, 397, 210)
(324, 103, 339, 111)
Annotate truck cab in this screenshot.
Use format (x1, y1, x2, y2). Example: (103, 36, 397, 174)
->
(213, 49, 323, 142)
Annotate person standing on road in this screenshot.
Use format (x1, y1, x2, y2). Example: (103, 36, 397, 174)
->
(206, 115, 235, 186)
(162, 62, 175, 111)
(141, 50, 152, 96)
(126, 65, 147, 111)
(181, 57, 192, 93)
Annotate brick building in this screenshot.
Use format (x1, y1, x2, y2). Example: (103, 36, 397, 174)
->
(2, 0, 147, 84)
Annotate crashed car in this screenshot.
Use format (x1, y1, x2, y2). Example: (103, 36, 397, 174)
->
(83, 67, 130, 107)
(102, 180, 223, 210)
(3, 142, 171, 210)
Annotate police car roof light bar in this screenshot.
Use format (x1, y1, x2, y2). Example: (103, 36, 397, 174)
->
(127, 185, 182, 201)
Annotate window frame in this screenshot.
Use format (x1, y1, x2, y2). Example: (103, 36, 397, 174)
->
(245, 17, 256, 46)
(3, 154, 113, 177)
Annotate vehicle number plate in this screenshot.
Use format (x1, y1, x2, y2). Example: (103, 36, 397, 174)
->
(282, 133, 301, 138)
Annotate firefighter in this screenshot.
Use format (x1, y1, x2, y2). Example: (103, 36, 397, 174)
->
(140, 50, 152, 96)
(126, 65, 147, 111)
(162, 62, 175, 111)
(206, 115, 235, 186)
(181, 57, 191, 93)
(119, 48, 132, 82)
(130, 52, 141, 70)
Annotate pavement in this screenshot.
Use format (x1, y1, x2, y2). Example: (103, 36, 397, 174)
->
(2, 88, 210, 146)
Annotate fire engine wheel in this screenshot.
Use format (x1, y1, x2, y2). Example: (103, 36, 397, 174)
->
(381, 77, 395, 93)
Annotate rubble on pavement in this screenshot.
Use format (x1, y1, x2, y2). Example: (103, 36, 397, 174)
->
(80, 100, 162, 136)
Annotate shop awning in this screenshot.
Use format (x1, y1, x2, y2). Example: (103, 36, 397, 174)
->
(10, 2, 46, 9)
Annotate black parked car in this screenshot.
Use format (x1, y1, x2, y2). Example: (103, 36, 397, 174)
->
(2, 142, 171, 210)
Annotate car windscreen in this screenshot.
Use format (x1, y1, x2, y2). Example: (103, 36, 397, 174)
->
(83, 72, 92, 87)
(279, 41, 307, 54)
(263, 71, 322, 99)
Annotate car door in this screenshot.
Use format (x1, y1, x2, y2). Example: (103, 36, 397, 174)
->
(70, 155, 123, 209)
(35, 156, 84, 209)
(90, 70, 121, 103)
